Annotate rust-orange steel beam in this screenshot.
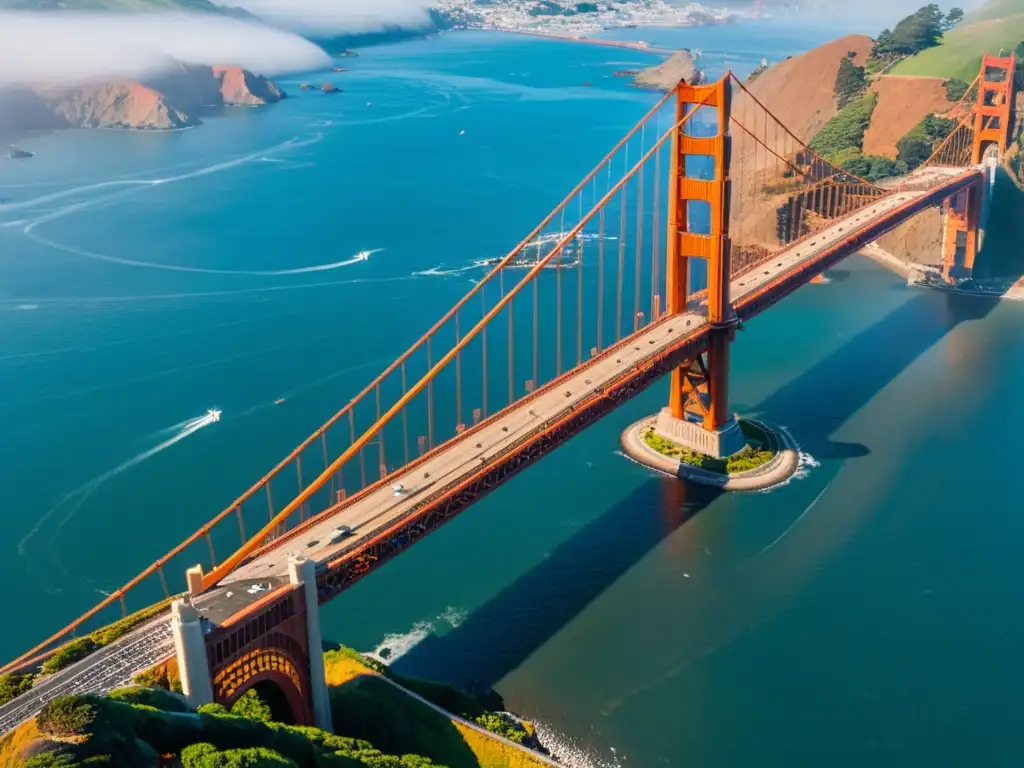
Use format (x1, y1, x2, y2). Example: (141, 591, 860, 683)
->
(0, 87, 684, 677)
(667, 77, 732, 428)
(198, 93, 711, 592)
(973, 54, 1016, 163)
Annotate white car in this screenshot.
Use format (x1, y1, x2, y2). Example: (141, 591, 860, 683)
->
(328, 525, 354, 543)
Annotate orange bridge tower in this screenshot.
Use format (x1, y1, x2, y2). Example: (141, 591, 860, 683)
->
(943, 53, 1015, 282)
(655, 77, 746, 459)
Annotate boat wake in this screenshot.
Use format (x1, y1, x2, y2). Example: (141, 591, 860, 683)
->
(6, 134, 380, 276)
(362, 606, 467, 666)
(18, 410, 222, 581)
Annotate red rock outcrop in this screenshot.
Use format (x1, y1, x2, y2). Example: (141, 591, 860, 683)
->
(0, 64, 284, 135)
(212, 65, 284, 105)
(32, 81, 195, 130)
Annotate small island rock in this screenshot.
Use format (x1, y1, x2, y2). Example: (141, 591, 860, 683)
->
(633, 50, 705, 91)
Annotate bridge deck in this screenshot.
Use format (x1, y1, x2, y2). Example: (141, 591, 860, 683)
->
(220, 171, 969, 593)
(0, 167, 974, 736)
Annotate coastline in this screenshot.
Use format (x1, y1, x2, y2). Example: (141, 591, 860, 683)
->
(863, 242, 1024, 301)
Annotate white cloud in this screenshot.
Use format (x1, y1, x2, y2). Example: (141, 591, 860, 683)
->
(217, 0, 435, 35)
(0, 11, 331, 88)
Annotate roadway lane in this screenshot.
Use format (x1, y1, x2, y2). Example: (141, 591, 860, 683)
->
(221, 170, 970, 590)
(0, 166, 972, 736)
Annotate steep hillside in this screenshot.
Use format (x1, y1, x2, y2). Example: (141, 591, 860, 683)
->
(730, 34, 873, 246)
(862, 75, 952, 156)
(962, 0, 1024, 25)
(889, 10, 1024, 80)
(743, 34, 873, 142)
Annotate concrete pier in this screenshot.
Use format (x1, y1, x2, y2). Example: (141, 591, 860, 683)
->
(170, 599, 214, 709)
(288, 555, 333, 733)
(652, 408, 746, 458)
(622, 417, 799, 491)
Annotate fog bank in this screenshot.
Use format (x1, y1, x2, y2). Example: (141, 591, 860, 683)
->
(0, 11, 330, 88)
(218, 0, 435, 35)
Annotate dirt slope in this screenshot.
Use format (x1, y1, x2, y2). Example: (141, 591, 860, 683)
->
(862, 75, 952, 157)
(744, 34, 873, 142)
(730, 35, 874, 247)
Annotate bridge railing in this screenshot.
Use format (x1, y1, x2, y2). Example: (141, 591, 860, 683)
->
(197, 83, 723, 591)
(725, 74, 886, 280)
(2, 83, 706, 674)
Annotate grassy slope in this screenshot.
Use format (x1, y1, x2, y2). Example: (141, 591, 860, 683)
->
(890, 0, 1024, 81)
(324, 651, 551, 768)
(962, 0, 1024, 24)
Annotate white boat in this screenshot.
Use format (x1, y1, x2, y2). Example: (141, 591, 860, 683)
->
(207, 409, 222, 422)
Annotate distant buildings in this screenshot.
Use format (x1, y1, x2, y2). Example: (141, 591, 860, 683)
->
(434, 0, 735, 34)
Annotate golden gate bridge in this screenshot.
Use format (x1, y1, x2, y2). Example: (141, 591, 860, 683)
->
(0, 53, 1015, 730)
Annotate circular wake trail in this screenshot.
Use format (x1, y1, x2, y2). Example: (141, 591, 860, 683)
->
(14, 133, 382, 276)
(18, 411, 220, 565)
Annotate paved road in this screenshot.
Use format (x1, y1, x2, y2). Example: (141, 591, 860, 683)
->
(0, 167, 972, 736)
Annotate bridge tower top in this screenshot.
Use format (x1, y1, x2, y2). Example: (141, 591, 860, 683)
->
(972, 53, 1017, 163)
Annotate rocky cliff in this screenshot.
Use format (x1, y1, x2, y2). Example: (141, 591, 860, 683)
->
(0, 64, 285, 137)
(633, 50, 703, 90)
(32, 81, 195, 130)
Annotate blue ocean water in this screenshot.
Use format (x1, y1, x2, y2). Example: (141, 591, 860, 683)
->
(2, 19, 1024, 767)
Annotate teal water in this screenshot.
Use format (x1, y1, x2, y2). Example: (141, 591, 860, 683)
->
(3, 20, 1024, 767)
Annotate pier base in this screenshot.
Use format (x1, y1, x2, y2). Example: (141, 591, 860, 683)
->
(653, 407, 746, 458)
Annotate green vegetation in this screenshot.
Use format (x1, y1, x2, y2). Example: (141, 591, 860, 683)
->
(896, 113, 957, 169)
(944, 77, 970, 101)
(471, 715, 527, 745)
(231, 690, 275, 724)
(0, 672, 35, 706)
(834, 55, 868, 108)
(805, 91, 914, 180)
(962, 0, 1024, 25)
(21, 692, 448, 768)
(36, 598, 176, 677)
(809, 91, 877, 160)
(641, 422, 775, 475)
(871, 4, 963, 63)
(323, 648, 548, 768)
(106, 685, 188, 713)
(889, 1, 1024, 80)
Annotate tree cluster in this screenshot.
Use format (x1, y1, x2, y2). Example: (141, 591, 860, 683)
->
(834, 56, 868, 108)
(870, 4, 964, 62)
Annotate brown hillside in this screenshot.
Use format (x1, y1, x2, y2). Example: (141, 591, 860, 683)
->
(744, 34, 873, 141)
(730, 35, 874, 247)
(862, 76, 952, 157)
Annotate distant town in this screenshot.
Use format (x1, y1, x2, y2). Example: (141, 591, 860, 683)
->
(435, 0, 739, 36)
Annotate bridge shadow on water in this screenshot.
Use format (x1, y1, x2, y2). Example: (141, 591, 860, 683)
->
(393, 281, 1000, 694)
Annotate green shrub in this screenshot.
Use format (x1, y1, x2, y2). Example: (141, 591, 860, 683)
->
(107, 685, 187, 713)
(473, 714, 526, 745)
(182, 743, 220, 766)
(944, 77, 969, 101)
(25, 754, 78, 768)
(199, 703, 232, 716)
(894, 112, 957, 171)
(834, 56, 867, 107)
(37, 696, 101, 737)
(231, 690, 274, 723)
(0, 671, 35, 705)
(871, 4, 946, 60)
(40, 638, 98, 676)
(809, 92, 878, 161)
(181, 743, 296, 767)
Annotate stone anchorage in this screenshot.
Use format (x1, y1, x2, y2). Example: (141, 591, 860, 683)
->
(620, 415, 800, 491)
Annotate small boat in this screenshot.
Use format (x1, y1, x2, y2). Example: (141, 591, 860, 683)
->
(274, 398, 286, 405)
(207, 409, 222, 422)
